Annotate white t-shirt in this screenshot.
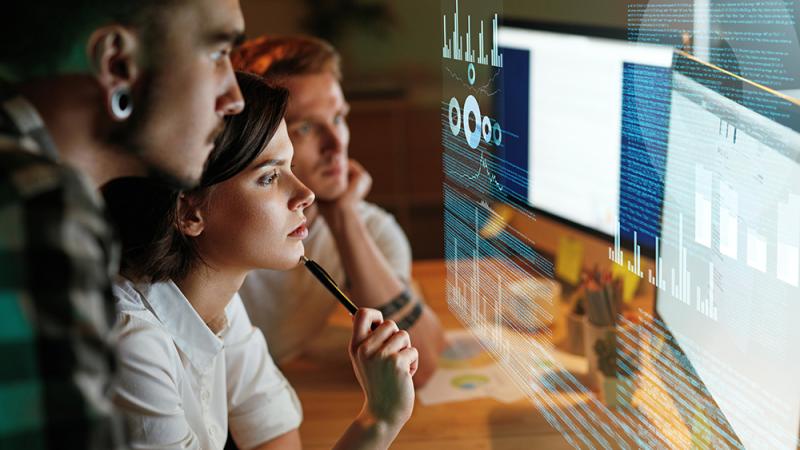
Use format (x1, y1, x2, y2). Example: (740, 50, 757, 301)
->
(112, 278, 302, 450)
(239, 201, 412, 363)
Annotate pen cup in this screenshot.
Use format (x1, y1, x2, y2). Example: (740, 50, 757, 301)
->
(565, 312, 585, 356)
(583, 319, 616, 391)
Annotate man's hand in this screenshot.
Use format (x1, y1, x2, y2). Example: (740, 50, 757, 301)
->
(322, 159, 372, 212)
(342, 159, 372, 205)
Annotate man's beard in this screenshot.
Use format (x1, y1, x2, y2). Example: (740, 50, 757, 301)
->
(107, 72, 204, 191)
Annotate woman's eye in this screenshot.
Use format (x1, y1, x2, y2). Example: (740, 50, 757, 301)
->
(258, 170, 280, 186)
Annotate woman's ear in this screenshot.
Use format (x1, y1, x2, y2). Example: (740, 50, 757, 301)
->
(178, 194, 206, 237)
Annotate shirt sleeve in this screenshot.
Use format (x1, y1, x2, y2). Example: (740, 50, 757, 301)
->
(224, 295, 302, 449)
(112, 313, 201, 450)
(367, 206, 413, 282)
(0, 156, 124, 449)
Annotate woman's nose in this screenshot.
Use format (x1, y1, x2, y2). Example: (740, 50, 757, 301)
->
(289, 176, 315, 211)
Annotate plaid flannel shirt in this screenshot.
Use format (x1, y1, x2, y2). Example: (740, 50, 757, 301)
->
(0, 89, 124, 449)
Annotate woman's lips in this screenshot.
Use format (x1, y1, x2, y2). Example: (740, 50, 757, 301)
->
(288, 222, 308, 239)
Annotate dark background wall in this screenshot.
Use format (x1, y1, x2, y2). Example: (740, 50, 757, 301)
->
(239, 0, 634, 259)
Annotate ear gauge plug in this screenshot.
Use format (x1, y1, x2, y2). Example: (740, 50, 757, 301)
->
(110, 86, 133, 121)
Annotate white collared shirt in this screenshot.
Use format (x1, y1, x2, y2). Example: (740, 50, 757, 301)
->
(111, 278, 302, 450)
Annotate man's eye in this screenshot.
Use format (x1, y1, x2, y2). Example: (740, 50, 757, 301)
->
(211, 48, 231, 62)
(294, 123, 312, 136)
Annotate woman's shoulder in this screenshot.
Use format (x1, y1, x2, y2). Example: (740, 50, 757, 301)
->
(111, 277, 178, 365)
(113, 276, 152, 310)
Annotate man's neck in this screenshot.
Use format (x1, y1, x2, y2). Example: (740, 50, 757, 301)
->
(174, 264, 248, 334)
(19, 77, 146, 188)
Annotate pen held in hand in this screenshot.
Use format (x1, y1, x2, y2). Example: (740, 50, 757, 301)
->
(300, 256, 359, 315)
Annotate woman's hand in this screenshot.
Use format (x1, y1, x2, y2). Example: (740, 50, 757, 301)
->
(349, 308, 417, 431)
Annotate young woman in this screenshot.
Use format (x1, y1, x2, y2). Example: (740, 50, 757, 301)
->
(103, 72, 417, 450)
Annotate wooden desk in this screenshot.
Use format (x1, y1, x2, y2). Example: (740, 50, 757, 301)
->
(281, 259, 729, 449)
(281, 260, 577, 449)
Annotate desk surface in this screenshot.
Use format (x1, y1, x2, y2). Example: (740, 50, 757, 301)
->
(282, 260, 577, 449)
(281, 260, 712, 449)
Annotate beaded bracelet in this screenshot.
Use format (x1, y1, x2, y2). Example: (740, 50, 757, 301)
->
(396, 302, 423, 330)
(377, 288, 412, 317)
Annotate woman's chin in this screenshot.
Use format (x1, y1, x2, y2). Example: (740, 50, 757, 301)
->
(281, 244, 305, 271)
(252, 243, 305, 272)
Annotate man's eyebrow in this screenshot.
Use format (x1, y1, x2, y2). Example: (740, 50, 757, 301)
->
(207, 29, 246, 47)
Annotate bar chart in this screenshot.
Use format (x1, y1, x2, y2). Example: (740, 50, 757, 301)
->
(647, 237, 666, 289)
(719, 181, 738, 259)
(608, 220, 625, 266)
(627, 230, 644, 277)
(610, 168, 800, 319)
(448, 209, 514, 357)
(444, 183, 633, 447)
(670, 213, 692, 306)
(610, 214, 717, 320)
(776, 194, 800, 287)
(697, 262, 717, 320)
(442, 0, 503, 68)
(609, 220, 645, 279)
(694, 164, 712, 248)
(746, 229, 768, 273)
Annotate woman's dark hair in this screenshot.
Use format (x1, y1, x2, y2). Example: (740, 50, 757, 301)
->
(103, 71, 289, 282)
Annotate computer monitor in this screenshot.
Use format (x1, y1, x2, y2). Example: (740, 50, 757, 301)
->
(657, 51, 800, 449)
(496, 22, 672, 240)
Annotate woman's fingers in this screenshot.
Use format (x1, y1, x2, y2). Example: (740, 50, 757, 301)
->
(382, 331, 418, 377)
(352, 308, 418, 377)
(396, 346, 419, 376)
(377, 330, 411, 358)
(351, 308, 383, 351)
(356, 320, 400, 358)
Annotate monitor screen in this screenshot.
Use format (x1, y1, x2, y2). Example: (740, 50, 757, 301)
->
(657, 52, 800, 449)
(497, 25, 672, 237)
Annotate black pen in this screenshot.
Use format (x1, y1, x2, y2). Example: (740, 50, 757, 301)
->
(300, 256, 359, 315)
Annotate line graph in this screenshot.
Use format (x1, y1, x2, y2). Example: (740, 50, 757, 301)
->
(445, 66, 502, 96)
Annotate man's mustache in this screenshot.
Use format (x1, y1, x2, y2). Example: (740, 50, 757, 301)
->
(208, 120, 226, 145)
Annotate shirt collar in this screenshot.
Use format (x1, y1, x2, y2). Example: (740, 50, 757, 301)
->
(0, 87, 60, 160)
(135, 280, 226, 373)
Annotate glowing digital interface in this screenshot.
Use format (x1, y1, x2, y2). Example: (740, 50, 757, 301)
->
(441, 0, 800, 448)
(497, 27, 672, 236)
(656, 60, 800, 449)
